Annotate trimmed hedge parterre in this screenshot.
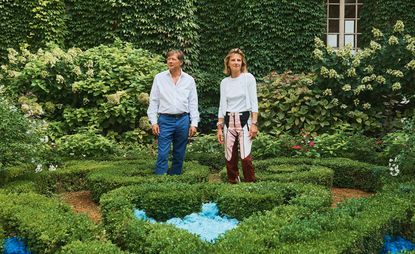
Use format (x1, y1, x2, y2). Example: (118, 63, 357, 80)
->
(219, 157, 388, 192)
(100, 181, 331, 253)
(0, 192, 99, 254)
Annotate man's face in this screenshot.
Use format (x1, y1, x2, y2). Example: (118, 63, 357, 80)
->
(167, 53, 182, 71)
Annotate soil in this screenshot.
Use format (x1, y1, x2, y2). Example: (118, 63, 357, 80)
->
(59, 191, 102, 223)
(331, 187, 372, 208)
(59, 183, 372, 223)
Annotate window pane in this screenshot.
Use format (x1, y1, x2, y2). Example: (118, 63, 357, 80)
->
(327, 34, 338, 48)
(345, 35, 355, 47)
(329, 20, 339, 33)
(345, 0, 356, 3)
(345, 20, 355, 33)
(345, 5, 356, 18)
(329, 0, 340, 3)
(357, 5, 362, 17)
(357, 20, 361, 33)
(329, 5, 340, 18)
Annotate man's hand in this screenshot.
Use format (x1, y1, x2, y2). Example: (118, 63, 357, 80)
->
(189, 126, 197, 137)
(152, 124, 160, 136)
(249, 124, 258, 140)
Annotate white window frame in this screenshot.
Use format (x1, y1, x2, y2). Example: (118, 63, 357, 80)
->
(326, 0, 362, 50)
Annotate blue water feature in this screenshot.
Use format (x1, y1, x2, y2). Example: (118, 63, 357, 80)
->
(134, 202, 239, 242)
(381, 235, 415, 254)
(3, 237, 32, 254)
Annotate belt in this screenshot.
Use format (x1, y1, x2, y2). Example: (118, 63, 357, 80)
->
(160, 112, 189, 118)
(226, 111, 249, 116)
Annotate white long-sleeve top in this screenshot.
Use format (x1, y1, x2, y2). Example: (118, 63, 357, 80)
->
(218, 72, 259, 118)
(147, 70, 200, 127)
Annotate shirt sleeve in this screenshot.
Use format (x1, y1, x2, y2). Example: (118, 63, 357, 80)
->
(147, 76, 160, 125)
(218, 81, 226, 118)
(248, 74, 259, 113)
(189, 79, 200, 127)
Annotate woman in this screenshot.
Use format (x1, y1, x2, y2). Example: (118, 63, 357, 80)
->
(217, 48, 258, 183)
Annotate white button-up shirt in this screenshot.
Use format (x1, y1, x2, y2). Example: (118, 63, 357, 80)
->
(218, 72, 258, 118)
(147, 70, 200, 127)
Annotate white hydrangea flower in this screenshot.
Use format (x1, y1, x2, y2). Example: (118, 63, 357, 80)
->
(406, 60, 415, 70)
(56, 74, 65, 84)
(313, 49, 323, 60)
(35, 164, 43, 173)
(342, 84, 352, 91)
(388, 36, 399, 45)
(346, 67, 356, 77)
(372, 28, 383, 38)
(363, 103, 371, 109)
(314, 37, 325, 48)
(370, 41, 381, 50)
(392, 82, 401, 91)
(375, 75, 386, 84)
(393, 20, 405, 33)
(323, 89, 332, 96)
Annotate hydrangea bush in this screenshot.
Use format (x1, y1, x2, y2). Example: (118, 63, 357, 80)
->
(312, 20, 415, 135)
(0, 41, 165, 142)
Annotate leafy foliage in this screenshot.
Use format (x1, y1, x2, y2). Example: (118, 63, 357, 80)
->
(258, 71, 341, 136)
(0, 0, 67, 62)
(0, 93, 49, 167)
(0, 42, 165, 140)
(360, 0, 415, 47)
(312, 21, 415, 134)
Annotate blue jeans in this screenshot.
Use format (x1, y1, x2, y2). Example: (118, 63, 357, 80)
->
(155, 114, 190, 175)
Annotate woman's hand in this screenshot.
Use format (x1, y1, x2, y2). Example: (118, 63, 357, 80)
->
(217, 128, 224, 144)
(249, 124, 258, 140)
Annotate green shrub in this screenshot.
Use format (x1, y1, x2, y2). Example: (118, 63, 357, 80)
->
(100, 181, 330, 253)
(312, 21, 415, 135)
(0, 180, 37, 194)
(0, 192, 99, 254)
(0, 42, 165, 141)
(0, 225, 4, 253)
(58, 240, 128, 254)
(0, 94, 49, 168)
(381, 117, 415, 176)
(258, 72, 341, 136)
(87, 160, 210, 201)
(213, 187, 415, 253)
(314, 124, 382, 164)
(224, 157, 388, 192)
(56, 128, 118, 158)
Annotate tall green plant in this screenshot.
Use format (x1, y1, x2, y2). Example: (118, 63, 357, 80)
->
(258, 71, 341, 136)
(0, 42, 165, 140)
(312, 20, 415, 134)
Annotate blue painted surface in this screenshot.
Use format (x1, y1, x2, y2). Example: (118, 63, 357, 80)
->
(381, 235, 415, 254)
(134, 202, 239, 242)
(3, 237, 31, 254)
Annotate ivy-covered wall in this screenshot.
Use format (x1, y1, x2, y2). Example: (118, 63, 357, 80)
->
(360, 0, 415, 47)
(65, 0, 200, 68)
(196, 0, 326, 77)
(0, 0, 67, 62)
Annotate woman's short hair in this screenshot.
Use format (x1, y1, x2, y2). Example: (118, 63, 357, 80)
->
(166, 50, 185, 63)
(223, 48, 248, 75)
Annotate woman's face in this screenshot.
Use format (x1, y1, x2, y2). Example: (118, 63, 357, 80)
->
(228, 53, 243, 74)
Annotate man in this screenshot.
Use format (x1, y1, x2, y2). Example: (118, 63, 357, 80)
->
(147, 50, 199, 175)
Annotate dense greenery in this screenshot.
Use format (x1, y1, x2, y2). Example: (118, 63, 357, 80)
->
(0, 93, 48, 168)
(0, 0, 67, 62)
(360, 0, 415, 47)
(0, 42, 164, 141)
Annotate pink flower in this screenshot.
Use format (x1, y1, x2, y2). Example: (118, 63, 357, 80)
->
(292, 145, 302, 150)
(309, 141, 315, 147)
